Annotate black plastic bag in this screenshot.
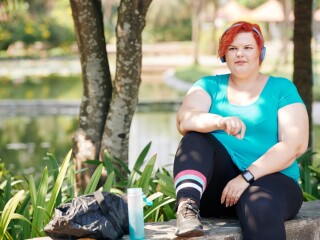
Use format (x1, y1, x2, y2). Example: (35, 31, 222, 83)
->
(44, 191, 129, 240)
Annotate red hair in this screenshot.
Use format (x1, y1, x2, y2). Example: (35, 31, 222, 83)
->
(218, 21, 264, 63)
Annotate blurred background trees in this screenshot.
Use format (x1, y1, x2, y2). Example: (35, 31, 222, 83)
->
(0, 0, 319, 192)
(0, 0, 74, 50)
(1, 0, 319, 55)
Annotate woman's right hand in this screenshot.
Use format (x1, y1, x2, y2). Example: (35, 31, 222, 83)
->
(218, 116, 246, 139)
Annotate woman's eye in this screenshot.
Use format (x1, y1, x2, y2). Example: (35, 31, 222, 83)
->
(245, 46, 253, 50)
(229, 47, 236, 51)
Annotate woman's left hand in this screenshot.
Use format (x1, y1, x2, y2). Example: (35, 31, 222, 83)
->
(221, 175, 250, 207)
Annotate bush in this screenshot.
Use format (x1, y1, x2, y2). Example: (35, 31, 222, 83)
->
(0, 142, 176, 239)
(0, 7, 74, 50)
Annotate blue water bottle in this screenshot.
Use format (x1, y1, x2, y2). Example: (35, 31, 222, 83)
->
(127, 188, 145, 239)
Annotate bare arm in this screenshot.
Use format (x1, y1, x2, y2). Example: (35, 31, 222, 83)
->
(247, 103, 309, 179)
(221, 103, 309, 207)
(177, 87, 246, 138)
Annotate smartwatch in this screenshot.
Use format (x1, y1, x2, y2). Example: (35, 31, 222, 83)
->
(241, 170, 254, 184)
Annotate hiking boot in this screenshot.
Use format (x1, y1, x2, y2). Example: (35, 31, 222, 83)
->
(175, 199, 205, 237)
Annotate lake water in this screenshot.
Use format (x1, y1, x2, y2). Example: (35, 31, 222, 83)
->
(1, 109, 319, 177)
(0, 111, 182, 176)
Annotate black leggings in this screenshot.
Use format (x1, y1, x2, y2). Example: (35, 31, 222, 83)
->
(173, 132, 303, 240)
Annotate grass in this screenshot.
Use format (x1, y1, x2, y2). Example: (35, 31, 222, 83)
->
(175, 64, 213, 83)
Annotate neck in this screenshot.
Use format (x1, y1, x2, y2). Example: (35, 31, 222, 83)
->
(229, 72, 261, 89)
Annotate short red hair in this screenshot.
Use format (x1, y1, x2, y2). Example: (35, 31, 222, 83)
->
(218, 21, 265, 63)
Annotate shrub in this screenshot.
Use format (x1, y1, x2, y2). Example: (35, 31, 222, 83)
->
(0, 142, 176, 239)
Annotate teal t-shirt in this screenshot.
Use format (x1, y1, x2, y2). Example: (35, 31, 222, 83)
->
(193, 74, 304, 182)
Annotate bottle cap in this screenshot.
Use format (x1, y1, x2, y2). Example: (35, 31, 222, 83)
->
(127, 188, 142, 195)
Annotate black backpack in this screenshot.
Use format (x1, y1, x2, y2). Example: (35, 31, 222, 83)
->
(44, 191, 129, 240)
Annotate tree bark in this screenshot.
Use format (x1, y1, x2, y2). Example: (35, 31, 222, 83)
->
(101, 0, 152, 164)
(70, 0, 112, 191)
(293, 0, 313, 147)
(192, 0, 202, 65)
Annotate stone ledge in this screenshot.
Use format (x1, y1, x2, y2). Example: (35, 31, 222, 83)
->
(140, 200, 320, 240)
(30, 200, 320, 240)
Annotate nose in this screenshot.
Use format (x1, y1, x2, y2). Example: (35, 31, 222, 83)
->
(236, 49, 244, 57)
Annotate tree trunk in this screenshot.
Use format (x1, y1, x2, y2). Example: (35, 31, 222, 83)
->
(70, 0, 112, 191)
(192, 0, 202, 65)
(101, 0, 152, 164)
(211, 0, 219, 54)
(293, 0, 313, 148)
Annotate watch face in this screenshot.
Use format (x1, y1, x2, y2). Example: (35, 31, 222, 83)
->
(242, 170, 254, 183)
(243, 171, 253, 180)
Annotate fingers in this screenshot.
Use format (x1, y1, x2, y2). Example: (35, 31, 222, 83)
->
(221, 189, 240, 207)
(236, 121, 246, 139)
(219, 117, 246, 138)
(221, 175, 250, 207)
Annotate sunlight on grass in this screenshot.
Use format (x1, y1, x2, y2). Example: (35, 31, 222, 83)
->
(175, 64, 212, 83)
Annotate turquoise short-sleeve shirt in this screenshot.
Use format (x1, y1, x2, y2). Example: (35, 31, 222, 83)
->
(193, 74, 304, 182)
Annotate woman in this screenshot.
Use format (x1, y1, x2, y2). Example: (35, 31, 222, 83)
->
(173, 21, 309, 240)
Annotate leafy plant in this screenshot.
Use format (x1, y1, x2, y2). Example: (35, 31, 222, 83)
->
(0, 190, 24, 239)
(298, 149, 320, 200)
(0, 150, 72, 239)
(86, 142, 176, 222)
(0, 142, 176, 239)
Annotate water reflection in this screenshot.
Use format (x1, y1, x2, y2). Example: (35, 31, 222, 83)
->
(129, 112, 181, 171)
(0, 112, 182, 176)
(0, 116, 76, 175)
(0, 113, 319, 177)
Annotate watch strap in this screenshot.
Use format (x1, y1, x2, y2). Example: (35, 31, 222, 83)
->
(241, 170, 254, 184)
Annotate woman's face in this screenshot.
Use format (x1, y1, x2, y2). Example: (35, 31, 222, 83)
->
(225, 32, 260, 76)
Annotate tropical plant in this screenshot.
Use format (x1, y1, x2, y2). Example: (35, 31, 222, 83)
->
(0, 142, 176, 239)
(298, 150, 320, 201)
(0, 150, 72, 239)
(85, 141, 176, 222)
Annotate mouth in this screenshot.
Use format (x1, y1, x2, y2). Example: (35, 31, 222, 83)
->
(235, 60, 247, 64)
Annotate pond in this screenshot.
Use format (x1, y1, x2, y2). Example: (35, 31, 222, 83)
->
(1, 109, 319, 177)
(0, 111, 182, 176)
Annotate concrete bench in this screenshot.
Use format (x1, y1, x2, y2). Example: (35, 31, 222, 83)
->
(141, 200, 320, 240)
(30, 200, 320, 240)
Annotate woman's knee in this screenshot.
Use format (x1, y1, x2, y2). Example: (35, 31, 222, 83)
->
(181, 131, 212, 146)
(237, 194, 286, 240)
(237, 186, 284, 224)
(175, 132, 213, 159)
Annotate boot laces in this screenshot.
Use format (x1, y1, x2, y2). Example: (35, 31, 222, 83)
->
(180, 200, 200, 219)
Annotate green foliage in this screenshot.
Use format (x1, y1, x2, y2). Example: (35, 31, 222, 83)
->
(237, 0, 266, 9)
(298, 150, 320, 200)
(314, 83, 320, 101)
(0, 190, 25, 239)
(175, 64, 212, 83)
(0, 143, 176, 239)
(0, 0, 74, 50)
(144, 0, 192, 42)
(0, 150, 72, 239)
(87, 142, 177, 222)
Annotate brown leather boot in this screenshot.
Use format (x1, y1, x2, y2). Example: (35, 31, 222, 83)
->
(175, 199, 205, 237)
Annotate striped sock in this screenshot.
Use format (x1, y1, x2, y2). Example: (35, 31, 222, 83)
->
(174, 170, 207, 205)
